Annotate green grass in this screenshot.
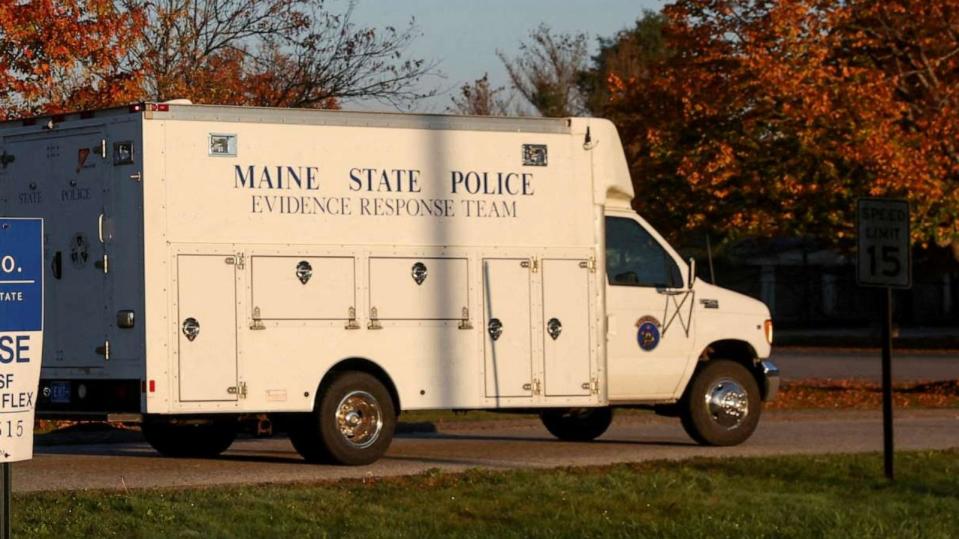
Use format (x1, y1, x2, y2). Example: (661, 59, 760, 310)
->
(15, 450, 959, 538)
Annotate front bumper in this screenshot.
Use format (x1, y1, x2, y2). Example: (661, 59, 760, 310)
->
(760, 360, 781, 402)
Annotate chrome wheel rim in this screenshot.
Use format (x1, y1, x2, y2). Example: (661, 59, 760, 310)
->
(335, 390, 383, 449)
(705, 378, 749, 429)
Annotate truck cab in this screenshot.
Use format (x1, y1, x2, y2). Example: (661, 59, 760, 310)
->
(600, 205, 777, 445)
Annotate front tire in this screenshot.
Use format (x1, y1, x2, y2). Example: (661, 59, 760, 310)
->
(290, 371, 396, 465)
(680, 360, 761, 446)
(142, 418, 237, 458)
(540, 408, 613, 441)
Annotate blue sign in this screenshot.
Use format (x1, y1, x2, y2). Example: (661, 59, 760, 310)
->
(0, 219, 43, 332)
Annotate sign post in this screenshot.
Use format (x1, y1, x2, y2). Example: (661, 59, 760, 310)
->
(856, 199, 910, 480)
(0, 218, 45, 537)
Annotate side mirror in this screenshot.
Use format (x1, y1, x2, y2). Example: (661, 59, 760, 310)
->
(688, 257, 697, 289)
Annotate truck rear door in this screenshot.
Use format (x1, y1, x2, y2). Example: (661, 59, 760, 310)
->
(0, 129, 111, 369)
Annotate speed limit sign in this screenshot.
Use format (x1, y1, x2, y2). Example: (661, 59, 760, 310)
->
(857, 198, 911, 289)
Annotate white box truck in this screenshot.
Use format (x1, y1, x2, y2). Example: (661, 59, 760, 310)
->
(0, 102, 778, 464)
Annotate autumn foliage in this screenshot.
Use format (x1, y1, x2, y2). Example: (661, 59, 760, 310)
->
(768, 378, 959, 410)
(600, 0, 959, 252)
(0, 1, 432, 119)
(0, 1, 143, 117)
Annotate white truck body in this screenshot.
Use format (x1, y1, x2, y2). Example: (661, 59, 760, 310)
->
(0, 103, 775, 428)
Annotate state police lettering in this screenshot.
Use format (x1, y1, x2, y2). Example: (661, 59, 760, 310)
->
(234, 165, 320, 190)
(450, 171, 534, 196)
(233, 164, 535, 219)
(349, 168, 422, 192)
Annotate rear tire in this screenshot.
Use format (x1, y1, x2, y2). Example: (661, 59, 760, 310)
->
(540, 408, 613, 441)
(291, 371, 396, 465)
(142, 418, 237, 458)
(680, 359, 761, 446)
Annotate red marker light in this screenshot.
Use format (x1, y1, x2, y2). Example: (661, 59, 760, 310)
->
(149, 380, 156, 393)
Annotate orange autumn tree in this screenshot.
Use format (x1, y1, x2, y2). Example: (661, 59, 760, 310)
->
(0, 1, 434, 117)
(600, 0, 959, 255)
(0, 0, 143, 118)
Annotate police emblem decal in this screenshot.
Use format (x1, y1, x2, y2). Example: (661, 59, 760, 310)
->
(635, 315, 661, 352)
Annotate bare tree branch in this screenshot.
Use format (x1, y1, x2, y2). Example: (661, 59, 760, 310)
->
(125, 0, 437, 108)
(497, 24, 589, 117)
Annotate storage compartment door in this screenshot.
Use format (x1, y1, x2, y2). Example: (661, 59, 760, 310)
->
(369, 257, 468, 320)
(542, 259, 591, 397)
(483, 259, 532, 398)
(177, 255, 237, 402)
(252, 256, 355, 320)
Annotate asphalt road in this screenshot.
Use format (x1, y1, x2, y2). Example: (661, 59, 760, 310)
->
(770, 347, 959, 381)
(16, 409, 959, 493)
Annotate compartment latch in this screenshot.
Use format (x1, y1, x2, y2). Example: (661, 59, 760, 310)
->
(345, 307, 360, 330)
(368, 307, 382, 330)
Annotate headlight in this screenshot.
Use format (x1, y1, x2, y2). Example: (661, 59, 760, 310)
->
(763, 319, 774, 345)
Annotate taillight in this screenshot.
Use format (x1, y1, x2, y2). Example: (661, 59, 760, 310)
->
(764, 319, 774, 345)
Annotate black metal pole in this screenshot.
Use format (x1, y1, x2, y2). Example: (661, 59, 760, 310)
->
(881, 287, 894, 480)
(0, 462, 9, 539)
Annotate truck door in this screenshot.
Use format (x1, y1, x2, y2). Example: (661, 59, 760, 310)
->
(176, 254, 238, 402)
(541, 259, 592, 396)
(1, 130, 110, 369)
(604, 215, 696, 400)
(483, 259, 533, 398)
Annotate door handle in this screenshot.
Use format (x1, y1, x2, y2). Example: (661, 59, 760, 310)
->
(51, 251, 62, 280)
(656, 288, 687, 296)
(182, 317, 200, 341)
(547, 318, 562, 340)
(488, 318, 503, 341)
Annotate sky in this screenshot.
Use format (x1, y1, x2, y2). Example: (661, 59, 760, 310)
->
(349, 0, 665, 112)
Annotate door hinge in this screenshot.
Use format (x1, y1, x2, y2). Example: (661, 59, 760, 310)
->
(345, 306, 360, 330)
(227, 381, 248, 399)
(458, 306, 473, 330)
(95, 340, 110, 360)
(368, 307, 382, 330)
(580, 257, 597, 272)
(235, 253, 245, 270)
(94, 254, 109, 273)
(250, 306, 266, 330)
(591, 378, 600, 394)
(521, 257, 539, 272)
(533, 379, 542, 395)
